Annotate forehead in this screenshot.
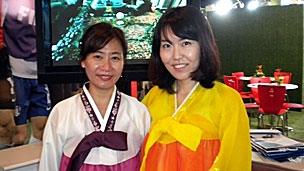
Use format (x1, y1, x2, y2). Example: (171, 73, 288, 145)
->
(160, 27, 180, 41)
(99, 38, 123, 51)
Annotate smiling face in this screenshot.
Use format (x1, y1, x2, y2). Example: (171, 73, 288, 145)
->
(81, 38, 124, 92)
(160, 28, 201, 83)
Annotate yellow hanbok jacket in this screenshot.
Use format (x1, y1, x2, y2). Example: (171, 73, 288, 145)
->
(140, 81, 251, 171)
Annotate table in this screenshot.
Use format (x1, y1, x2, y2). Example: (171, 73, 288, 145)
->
(251, 129, 304, 171)
(252, 152, 304, 171)
(240, 76, 275, 81)
(247, 83, 298, 90)
(0, 143, 42, 171)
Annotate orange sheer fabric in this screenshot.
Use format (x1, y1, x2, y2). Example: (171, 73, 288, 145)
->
(143, 139, 220, 171)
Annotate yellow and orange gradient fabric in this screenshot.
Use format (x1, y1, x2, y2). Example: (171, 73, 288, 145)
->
(141, 81, 251, 171)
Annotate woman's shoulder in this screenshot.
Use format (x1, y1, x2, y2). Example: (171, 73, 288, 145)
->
(46, 94, 82, 125)
(213, 81, 240, 97)
(209, 81, 244, 109)
(142, 86, 167, 103)
(120, 92, 148, 110)
(52, 93, 81, 110)
(120, 92, 150, 126)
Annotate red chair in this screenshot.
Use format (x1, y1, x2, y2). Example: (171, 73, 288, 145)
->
(258, 85, 288, 134)
(224, 75, 256, 125)
(249, 77, 272, 104)
(223, 75, 251, 98)
(232, 72, 252, 100)
(273, 71, 292, 84)
(231, 71, 244, 77)
(274, 71, 293, 103)
(223, 75, 238, 90)
(244, 102, 259, 127)
(232, 72, 245, 92)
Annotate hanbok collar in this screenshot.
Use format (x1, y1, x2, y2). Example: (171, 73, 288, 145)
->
(82, 83, 121, 132)
(68, 83, 126, 171)
(173, 82, 200, 118)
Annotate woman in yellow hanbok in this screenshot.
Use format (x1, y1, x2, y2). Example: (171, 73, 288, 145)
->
(140, 6, 251, 171)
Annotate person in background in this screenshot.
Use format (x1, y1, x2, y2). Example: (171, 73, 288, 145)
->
(0, 0, 15, 149)
(140, 6, 251, 171)
(2, 0, 51, 145)
(39, 22, 150, 171)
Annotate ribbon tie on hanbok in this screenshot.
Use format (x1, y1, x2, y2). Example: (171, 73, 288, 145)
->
(67, 131, 128, 171)
(140, 117, 202, 171)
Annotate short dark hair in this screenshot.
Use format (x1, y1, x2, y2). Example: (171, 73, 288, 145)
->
(149, 6, 220, 93)
(79, 22, 127, 62)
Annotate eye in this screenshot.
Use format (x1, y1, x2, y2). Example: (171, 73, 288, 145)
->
(111, 55, 122, 62)
(93, 54, 103, 60)
(182, 40, 192, 46)
(161, 42, 171, 49)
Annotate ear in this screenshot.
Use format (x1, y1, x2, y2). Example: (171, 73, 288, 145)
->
(81, 61, 85, 68)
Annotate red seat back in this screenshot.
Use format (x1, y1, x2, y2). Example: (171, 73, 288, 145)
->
(273, 71, 292, 84)
(232, 72, 245, 92)
(223, 75, 238, 90)
(258, 85, 286, 114)
(249, 77, 272, 104)
(232, 72, 245, 77)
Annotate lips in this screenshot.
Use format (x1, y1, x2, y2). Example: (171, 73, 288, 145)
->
(97, 74, 112, 81)
(173, 63, 188, 69)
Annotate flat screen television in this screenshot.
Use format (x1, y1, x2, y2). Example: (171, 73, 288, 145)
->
(36, 0, 189, 83)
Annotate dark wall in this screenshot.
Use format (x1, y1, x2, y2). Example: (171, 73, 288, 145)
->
(207, 5, 303, 103)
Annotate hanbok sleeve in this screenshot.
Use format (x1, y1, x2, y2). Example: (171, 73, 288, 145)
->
(133, 98, 151, 137)
(141, 85, 164, 106)
(210, 90, 252, 171)
(141, 87, 154, 107)
(142, 107, 151, 136)
(39, 106, 65, 171)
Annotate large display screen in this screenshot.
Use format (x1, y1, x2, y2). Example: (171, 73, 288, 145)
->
(36, 0, 188, 83)
(50, 0, 186, 66)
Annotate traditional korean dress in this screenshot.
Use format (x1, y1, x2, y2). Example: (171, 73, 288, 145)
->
(39, 84, 150, 171)
(140, 81, 251, 171)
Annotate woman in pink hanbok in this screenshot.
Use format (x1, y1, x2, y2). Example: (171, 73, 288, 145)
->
(39, 22, 150, 171)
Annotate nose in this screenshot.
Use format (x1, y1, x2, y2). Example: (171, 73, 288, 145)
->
(172, 45, 182, 60)
(100, 58, 112, 71)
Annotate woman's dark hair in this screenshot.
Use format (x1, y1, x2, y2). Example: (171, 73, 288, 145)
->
(79, 22, 127, 62)
(149, 6, 220, 93)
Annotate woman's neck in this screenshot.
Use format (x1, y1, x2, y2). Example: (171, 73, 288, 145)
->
(89, 86, 114, 117)
(176, 80, 198, 107)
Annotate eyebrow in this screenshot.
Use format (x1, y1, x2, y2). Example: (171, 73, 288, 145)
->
(161, 39, 172, 44)
(95, 50, 122, 55)
(111, 52, 122, 55)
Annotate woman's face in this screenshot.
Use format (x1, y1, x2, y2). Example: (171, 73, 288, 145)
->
(159, 28, 200, 82)
(81, 38, 124, 92)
